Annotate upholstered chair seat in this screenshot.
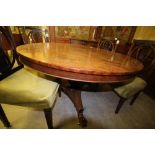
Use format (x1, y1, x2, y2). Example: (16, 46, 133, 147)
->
(114, 77, 147, 99)
(0, 68, 59, 109)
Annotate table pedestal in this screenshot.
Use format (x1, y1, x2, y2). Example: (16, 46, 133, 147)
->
(61, 86, 87, 127)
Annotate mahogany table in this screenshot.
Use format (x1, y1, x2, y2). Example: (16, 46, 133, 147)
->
(17, 43, 143, 127)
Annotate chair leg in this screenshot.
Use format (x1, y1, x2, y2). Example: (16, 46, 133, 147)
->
(43, 108, 53, 129)
(0, 104, 11, 128)
(58, 87, 61, 97)
(56, 78, 61, 97)
(130, 91, 141, 106)
(115, 98, 126, 114)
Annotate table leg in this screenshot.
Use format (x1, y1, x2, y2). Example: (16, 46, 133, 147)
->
(61, 87, 87, 127)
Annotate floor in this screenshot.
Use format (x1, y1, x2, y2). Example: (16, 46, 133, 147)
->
(0, 91, 155, 129)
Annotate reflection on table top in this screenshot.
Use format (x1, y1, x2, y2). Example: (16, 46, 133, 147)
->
(17, 43, 143, 76)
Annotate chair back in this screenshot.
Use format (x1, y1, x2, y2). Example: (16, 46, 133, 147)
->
(18, 27, 50, 44)
(0, 26, 23, 80)
(97, 38, 119, 52)
(127, 40, 155, 80)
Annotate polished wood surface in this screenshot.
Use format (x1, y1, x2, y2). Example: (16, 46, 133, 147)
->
(17, 43, 143, 77)
(19, 56, 135, 83)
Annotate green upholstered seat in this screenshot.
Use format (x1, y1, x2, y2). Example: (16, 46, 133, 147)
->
(0, 68, 59, 109)
(114, 77, 147, 99)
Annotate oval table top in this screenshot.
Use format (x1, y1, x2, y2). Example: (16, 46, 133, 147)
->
(17, 43, 143, 83)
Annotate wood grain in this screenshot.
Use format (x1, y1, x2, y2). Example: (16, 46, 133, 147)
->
(17, 43, 143, 76)
(19, 56, 134, 83)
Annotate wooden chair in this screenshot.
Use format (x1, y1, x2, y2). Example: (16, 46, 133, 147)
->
(97, 38, 119, 51)
(113, 41, 155, 113)
(18, 27, 50, 44)
(0, 26, 59, 128)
